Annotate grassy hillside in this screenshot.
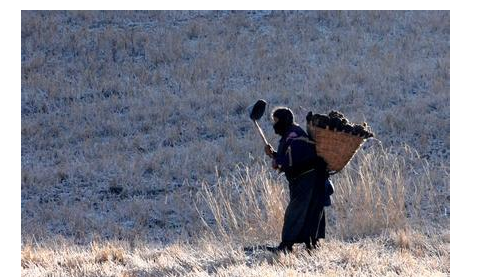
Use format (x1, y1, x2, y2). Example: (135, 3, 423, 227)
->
(21, 11, 449, 276)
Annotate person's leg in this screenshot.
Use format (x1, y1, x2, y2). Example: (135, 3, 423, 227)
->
(278, 241, 293, 252)
(315, 207, 326, 245)
(281, 177, 315, 244)
(305, 240, 314, 250)
(300, 172, 325, 249)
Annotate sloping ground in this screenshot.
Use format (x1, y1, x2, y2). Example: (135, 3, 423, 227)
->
(21, 10, 450, 276)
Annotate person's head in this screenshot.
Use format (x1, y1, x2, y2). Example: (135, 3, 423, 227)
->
(271, 107, 294, 136)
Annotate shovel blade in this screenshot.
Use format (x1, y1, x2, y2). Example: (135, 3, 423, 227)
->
(249, 99, 267, 120)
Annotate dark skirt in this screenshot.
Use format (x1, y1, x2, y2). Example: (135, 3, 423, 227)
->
(281, 169, 327, 244)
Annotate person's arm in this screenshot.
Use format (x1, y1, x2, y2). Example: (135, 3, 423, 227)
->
(265, 144, 281, 170)
(264, 144, 277, 158)
(273, 139, 293, 172)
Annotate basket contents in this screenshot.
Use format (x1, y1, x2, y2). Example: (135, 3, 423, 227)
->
(306, 111, 374, 138)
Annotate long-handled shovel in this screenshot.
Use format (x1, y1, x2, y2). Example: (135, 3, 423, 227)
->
(248, 99, 269, 146)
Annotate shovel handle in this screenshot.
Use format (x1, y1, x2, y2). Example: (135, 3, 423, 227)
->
(253, 120, 269, 146)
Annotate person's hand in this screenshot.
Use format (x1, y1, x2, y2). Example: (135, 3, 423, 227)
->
(264, 144, 275, 158)
(272, 159, 279, 170)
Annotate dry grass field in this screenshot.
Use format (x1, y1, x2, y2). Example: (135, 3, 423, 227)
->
(21, 11, 449, 276)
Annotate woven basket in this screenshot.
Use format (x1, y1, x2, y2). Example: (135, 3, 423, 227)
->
(307, 123, 365, 173)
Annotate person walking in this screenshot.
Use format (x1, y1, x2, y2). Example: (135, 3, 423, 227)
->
(264, 107, 332, 253)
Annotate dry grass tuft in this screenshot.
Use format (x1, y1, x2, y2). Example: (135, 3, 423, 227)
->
(92, 241, 126, 265)
(21, 245, 45, 269)
(394, 229, 412, 250)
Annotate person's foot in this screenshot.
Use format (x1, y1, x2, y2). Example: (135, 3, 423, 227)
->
(305, 240, 321, 252)
(266, 242, 293, 254)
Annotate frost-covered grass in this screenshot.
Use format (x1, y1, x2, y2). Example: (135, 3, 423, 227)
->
(21, 10, 449, 276)
(21, 229, 450, 277)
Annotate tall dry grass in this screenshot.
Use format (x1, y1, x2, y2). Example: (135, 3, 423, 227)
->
(198, 163, 287, 244)
(197, 142, 449, 244)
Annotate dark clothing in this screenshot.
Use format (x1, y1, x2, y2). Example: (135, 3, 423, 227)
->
(273, 124, 331, 245)
(274, 125, 317, 180)
(281, 169, 327, 244)
(324, 179, 334, 206)
(273, 125, 331, 206)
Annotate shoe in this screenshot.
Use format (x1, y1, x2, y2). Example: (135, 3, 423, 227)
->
(266, 242, 293, 254)
(305, 242, 314, 250)
(305, 239, 321, 251)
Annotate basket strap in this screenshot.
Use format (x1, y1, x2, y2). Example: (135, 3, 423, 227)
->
(292, 137, 316, 145)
